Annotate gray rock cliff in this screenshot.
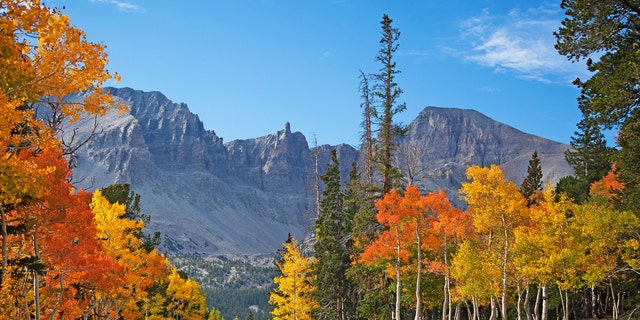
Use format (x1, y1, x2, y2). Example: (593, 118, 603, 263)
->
(67, 88, 571, 255)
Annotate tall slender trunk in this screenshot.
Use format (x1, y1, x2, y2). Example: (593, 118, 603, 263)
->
(541, 285, 548, 320)
(471, 296, 479, 320)
(33, 234, 40, 319)
(558, 288, 569, 320)
(1, 204, 7, 283)
(501, 219, 508, 320)
(313, 135, 320, 218)
(591, 284, 597, 319)
(524, 284, 532, 320)
(442, 233, 451, 320)
(489, 297, 497, 320)
(516, 283, 523, 320)
(453, 302, 462, 320)
(611, 282, 619, 320)
(534, 286, 541, 320)
(396, 226, 402, 320)
(415, 219, 422, 320)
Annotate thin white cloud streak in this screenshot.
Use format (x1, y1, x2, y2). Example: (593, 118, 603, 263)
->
(90, 0, 144, 13)
(457, 3, 588, 84)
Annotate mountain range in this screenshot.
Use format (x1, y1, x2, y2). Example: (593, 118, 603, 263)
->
(64, 87, 572, 255)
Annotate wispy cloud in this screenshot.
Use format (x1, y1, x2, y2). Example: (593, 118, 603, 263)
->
(89, 0, 144, 13)
(456, 3, 587, 83)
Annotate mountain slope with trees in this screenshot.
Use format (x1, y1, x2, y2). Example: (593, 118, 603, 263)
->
(66, 88, 572, 255)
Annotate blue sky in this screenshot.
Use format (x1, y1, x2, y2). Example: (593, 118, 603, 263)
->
(51, 0, 590, 147)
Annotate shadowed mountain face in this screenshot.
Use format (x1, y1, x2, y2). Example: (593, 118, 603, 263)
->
(67, 88, 571, 255)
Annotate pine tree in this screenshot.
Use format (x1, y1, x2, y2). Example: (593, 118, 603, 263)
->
(374, 14, 406, 193)
(614, 109, 640, 214)
(557, 115, 611, 203)
(313, 150, 355, 320)
(520, 150, 543, 206)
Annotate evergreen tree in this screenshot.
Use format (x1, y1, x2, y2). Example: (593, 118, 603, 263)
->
(614, 109, 640, 214)
(373, 14, 406, 193)
(555, 1, 638, 209)
(556, 115, 611, 203)
(313, 150, 355, 320)
(520, 150, 543, 206)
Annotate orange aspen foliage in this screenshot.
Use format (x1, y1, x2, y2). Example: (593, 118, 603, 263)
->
(0, 147, 124, 318)
(589, 167, 622, 205)
(360, 186, 438, 319)
(1, 1, 124, 311)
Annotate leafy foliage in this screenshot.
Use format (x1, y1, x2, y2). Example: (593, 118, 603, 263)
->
(269, 235, 318, 320)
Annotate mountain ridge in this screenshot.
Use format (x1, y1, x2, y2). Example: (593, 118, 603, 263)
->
(66, 87, 571, 255)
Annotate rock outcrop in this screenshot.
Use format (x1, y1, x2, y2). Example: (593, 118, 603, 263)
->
(67, 88, 571, 254)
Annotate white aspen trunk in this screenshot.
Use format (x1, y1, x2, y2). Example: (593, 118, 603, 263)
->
(501, 219, 509, 320)
(443, 233, 451, 320)
(415, 219, 422, 320)
(1, 205, 7, 283)
(396, 226, 402, 320)
(558, 287, 566, 320)
(32, 234, 40, 320)
(534, 286, 541, 320)
(516, 283, 522, 320)
(454, 302, 462, 320)
(472, 296, 479, 320)
(524, 284, 532, 320)
(591, 284, 597, 319)
(489, 297, 497, 320)
(611, 282, 619, 320)
(541, 285, 548, 320)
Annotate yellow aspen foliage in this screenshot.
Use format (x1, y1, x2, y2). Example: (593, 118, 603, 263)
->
(166, 266, 209, 320)
(269, 236, 318, 320)
(459, 165, 528, 319)
(574, 202, 638, 288)
(91, 191, 169, 318)
(513, 188, 576, 288)
(0, 0, 124, 119)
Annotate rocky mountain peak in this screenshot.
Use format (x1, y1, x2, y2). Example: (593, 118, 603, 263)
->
(68, 89, 571, 255)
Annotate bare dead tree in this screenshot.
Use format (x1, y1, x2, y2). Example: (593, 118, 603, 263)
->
(394, 137, 429, 186)
(34, 101, 104, 169)
(358, 70, 375, 186)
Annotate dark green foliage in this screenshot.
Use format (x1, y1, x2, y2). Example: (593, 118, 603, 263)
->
(345, 164, 392, 319)
(100, 183, 161, 251)
(555, 175, 589, 204)
(555, 1, 637, 208)
(520, 150, 543, 206)
(373, 14, 406, 193)
(168, 253, 274, 320)
(313, 150, 357, 320)
(614, 109, 640, 214)
(207, 288, 271, 320)
(564, 116, 611, 182)
(556, 115, 612, 203)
